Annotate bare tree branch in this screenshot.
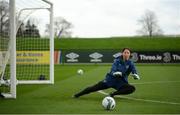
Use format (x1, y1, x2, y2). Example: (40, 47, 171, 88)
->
(137, 10, 163, 37)
(0, 0, 9, 35)
(45, 16, 73, 38)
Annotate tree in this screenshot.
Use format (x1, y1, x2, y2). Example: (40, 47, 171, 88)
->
(23, 19, 40, 38)
(45, 17, 73, 38)
(16, 20, 25, 37)
(0, 1, 40, 38)
(137, 10, 163, 37)
(0, 0, 9, 36)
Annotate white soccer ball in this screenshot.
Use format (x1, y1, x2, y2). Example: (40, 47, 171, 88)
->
(77, 69, 84, 75)
(102, 96, 116, 110)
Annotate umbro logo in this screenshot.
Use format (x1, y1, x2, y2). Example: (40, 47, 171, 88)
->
(89, 52, 103, 62)
(66, 52, 79, 62)
(89, 52, 103, 59)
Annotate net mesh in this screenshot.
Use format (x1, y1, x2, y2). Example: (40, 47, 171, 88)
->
(16, 0, 51, 81)
(0, 0, 10, 94)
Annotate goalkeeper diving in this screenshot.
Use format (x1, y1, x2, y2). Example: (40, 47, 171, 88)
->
(73, 48, 140, 98)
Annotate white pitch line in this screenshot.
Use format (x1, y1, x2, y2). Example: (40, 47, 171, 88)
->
(131, 81, 180, 85)
(98, 90, 180, 105)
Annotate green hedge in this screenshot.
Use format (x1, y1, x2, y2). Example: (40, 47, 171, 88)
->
(15, 37, 180, 51)
(55, 37, 180, 51)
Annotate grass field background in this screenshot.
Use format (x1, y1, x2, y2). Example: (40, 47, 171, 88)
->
(0, 64, 180, 114)
(1, 37, 180, 114)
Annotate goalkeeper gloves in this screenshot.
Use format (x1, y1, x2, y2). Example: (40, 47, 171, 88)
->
(113, 71, 122, 77)
(131, 74, 140, 80)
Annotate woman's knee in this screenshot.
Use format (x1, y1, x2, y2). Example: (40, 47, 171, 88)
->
(119, 84, 136, 94)
(130, 85, 136, 93)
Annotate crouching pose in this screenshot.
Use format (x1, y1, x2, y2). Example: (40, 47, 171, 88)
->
(73, 48, 140, 98)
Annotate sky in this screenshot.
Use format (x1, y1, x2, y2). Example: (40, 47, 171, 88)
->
(50, 0, 180, 37)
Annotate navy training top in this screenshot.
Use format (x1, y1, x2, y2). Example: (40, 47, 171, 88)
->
(103, 56, 138, 90)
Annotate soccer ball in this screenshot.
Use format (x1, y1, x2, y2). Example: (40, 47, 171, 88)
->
(102, 96, 116, 110)
(77, 69, 83, 75)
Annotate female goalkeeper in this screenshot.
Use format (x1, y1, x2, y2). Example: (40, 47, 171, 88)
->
(73, 48, 140, 98)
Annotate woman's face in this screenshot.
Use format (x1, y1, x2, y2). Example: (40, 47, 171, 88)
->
(122, 49, 131, 60)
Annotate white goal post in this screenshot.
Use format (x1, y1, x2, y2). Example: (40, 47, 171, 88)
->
(0, 0, 54, 99)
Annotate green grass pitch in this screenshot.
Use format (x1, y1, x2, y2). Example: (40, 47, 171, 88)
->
(0, 64, 180, 114)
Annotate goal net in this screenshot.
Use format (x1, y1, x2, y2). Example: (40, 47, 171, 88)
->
(0, 0, 54, 98)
